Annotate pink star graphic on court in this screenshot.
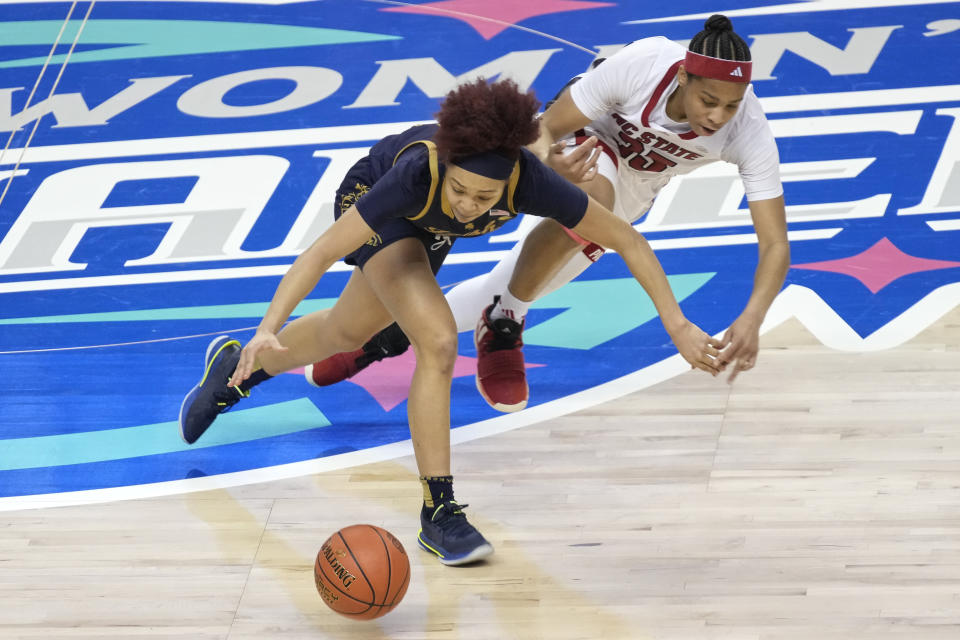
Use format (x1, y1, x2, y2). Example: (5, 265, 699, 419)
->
(288, 352, 544, 411)
(792, 237, 960, 293)
(381, 0, 614, 40)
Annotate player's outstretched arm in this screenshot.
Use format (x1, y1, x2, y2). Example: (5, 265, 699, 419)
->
(570, 197, 723, 375)
(229, 206, 375, 385)
(719, 195, 789, 382)
(527, 90, 600, 183)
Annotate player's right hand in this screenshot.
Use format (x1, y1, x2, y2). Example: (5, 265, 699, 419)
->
(547, 136, 600, 184)
(668, 320, 724, 376)
(229, 330, 288, 386)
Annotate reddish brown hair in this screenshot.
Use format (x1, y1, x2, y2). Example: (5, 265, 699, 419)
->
(434, 78, 541, 162)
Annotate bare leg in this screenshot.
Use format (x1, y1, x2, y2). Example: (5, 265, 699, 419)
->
(506, 218, 583, 300)
(361, 239, 457, 476)
(255, 268, 394, 375)
(508, 173, 616, 302)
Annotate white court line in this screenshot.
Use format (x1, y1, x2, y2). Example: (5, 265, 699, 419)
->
(0, 231, 838, 294)
(649, 228, 841, 250)
(0, 1, 86, 210)
(0, 2, 77, 170)
(928, 219, 960, 231)
(1, 85, 958, 168)
(624, 0, 959, 23)
(0, 326, 259, 355)
(2, 280, 957, 512)
(760, 85, 960, 114)
(767, 111, 922, 136)
(0, 120, 432, 166)
(0, 251, 507, 294)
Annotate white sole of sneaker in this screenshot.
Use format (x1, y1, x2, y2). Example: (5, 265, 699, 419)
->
(418, 538, 494, 566)
(303, 363, 319, 388)
(475, 376, 528, 413)
(177, 389, 197, 445)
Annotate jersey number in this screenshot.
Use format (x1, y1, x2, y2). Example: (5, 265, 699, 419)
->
(626, 149, 677, 173)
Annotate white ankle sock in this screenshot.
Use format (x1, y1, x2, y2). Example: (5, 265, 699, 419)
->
(491, 288, 530, 323)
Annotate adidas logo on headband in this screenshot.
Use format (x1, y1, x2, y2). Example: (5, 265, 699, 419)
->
(684, 51, 752, 83)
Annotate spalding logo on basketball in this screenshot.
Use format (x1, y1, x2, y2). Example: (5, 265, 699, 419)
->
(314, 524, 411, 620)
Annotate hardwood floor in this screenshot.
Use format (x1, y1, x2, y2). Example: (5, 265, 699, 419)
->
(1, 307, 958, 639)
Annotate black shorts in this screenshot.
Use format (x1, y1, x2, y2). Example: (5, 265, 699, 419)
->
(334, 158, 454, 275)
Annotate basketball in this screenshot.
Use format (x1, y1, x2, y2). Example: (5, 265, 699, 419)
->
(313, 524, 411, 620)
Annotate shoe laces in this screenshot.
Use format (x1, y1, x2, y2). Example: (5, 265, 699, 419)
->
(429, 500, 476, 537)
(213, 380, 248, 414)
(486, 316, 522, 352)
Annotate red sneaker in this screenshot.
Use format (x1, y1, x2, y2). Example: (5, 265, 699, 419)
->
(305, 348, 367, 387)
(474, 299, 528, 412)
(304, 323, 410, 387)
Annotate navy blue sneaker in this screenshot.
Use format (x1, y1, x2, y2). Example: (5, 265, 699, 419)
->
(178, 335, 247, 444)
(418, 500, 494, 566)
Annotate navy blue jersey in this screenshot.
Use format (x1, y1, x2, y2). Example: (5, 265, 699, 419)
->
(352, 124, 588, 239)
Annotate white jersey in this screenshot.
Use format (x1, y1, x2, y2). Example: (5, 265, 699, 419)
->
(442, 39, 785, 331)
(569, 37, 783, 221)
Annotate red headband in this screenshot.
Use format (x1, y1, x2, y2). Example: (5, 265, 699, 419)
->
(684, 51, 752, 84)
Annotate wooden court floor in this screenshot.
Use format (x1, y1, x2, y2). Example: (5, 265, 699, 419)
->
(1, 307, 958, 640)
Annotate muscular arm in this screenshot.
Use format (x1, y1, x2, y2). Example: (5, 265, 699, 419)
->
(230, 206, 375, 384)
(743, 196, 790, 320)
(527, 90, 595, 164)
(528, 91, 593, 161)
(258, 206, 374, 333)
(571, 197, 722, 374)
(718, 195, 790, 381)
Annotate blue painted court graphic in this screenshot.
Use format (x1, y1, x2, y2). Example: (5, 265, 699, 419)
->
(1, 0, 958, 501)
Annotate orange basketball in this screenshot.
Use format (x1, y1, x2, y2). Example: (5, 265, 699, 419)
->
(314, 524, 411, 620)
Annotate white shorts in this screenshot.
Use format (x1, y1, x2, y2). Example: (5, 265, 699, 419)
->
(558, 128, 649, 254)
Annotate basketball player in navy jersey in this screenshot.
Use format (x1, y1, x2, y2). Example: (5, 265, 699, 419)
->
(178, 79, 722, 566)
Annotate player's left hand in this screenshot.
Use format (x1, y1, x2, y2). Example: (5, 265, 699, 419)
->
(547, 136, 600, 184)
(717, 313, 762, 384)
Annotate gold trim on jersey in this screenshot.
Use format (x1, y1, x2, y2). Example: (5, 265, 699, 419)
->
(505, 161, 520, 214)
(393, 140, 440, 221)
(440, 177, 454, 219)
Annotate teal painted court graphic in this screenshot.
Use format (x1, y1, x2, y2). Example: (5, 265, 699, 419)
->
(0, 298, 338, 324)
(0, 19, 400, 68)
(0, 398, 330, 471)
(527, 273, 715, 350)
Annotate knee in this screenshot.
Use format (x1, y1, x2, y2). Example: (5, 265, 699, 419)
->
(409, 327, 458, 374)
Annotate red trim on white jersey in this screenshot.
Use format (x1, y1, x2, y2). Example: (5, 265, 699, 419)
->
(575, 130, 618, 168)
(560, 224, 606, 262)
(641, 60, 698, 141)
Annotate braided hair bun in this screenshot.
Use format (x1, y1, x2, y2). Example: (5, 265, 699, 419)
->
(703, 14, 733, 32)
(688, 14, 750, 62)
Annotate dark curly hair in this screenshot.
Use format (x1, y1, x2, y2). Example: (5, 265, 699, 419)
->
(434, 78, 541, 163)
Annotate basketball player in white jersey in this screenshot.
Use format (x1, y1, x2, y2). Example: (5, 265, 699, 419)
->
(306, 15, 789, 413)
